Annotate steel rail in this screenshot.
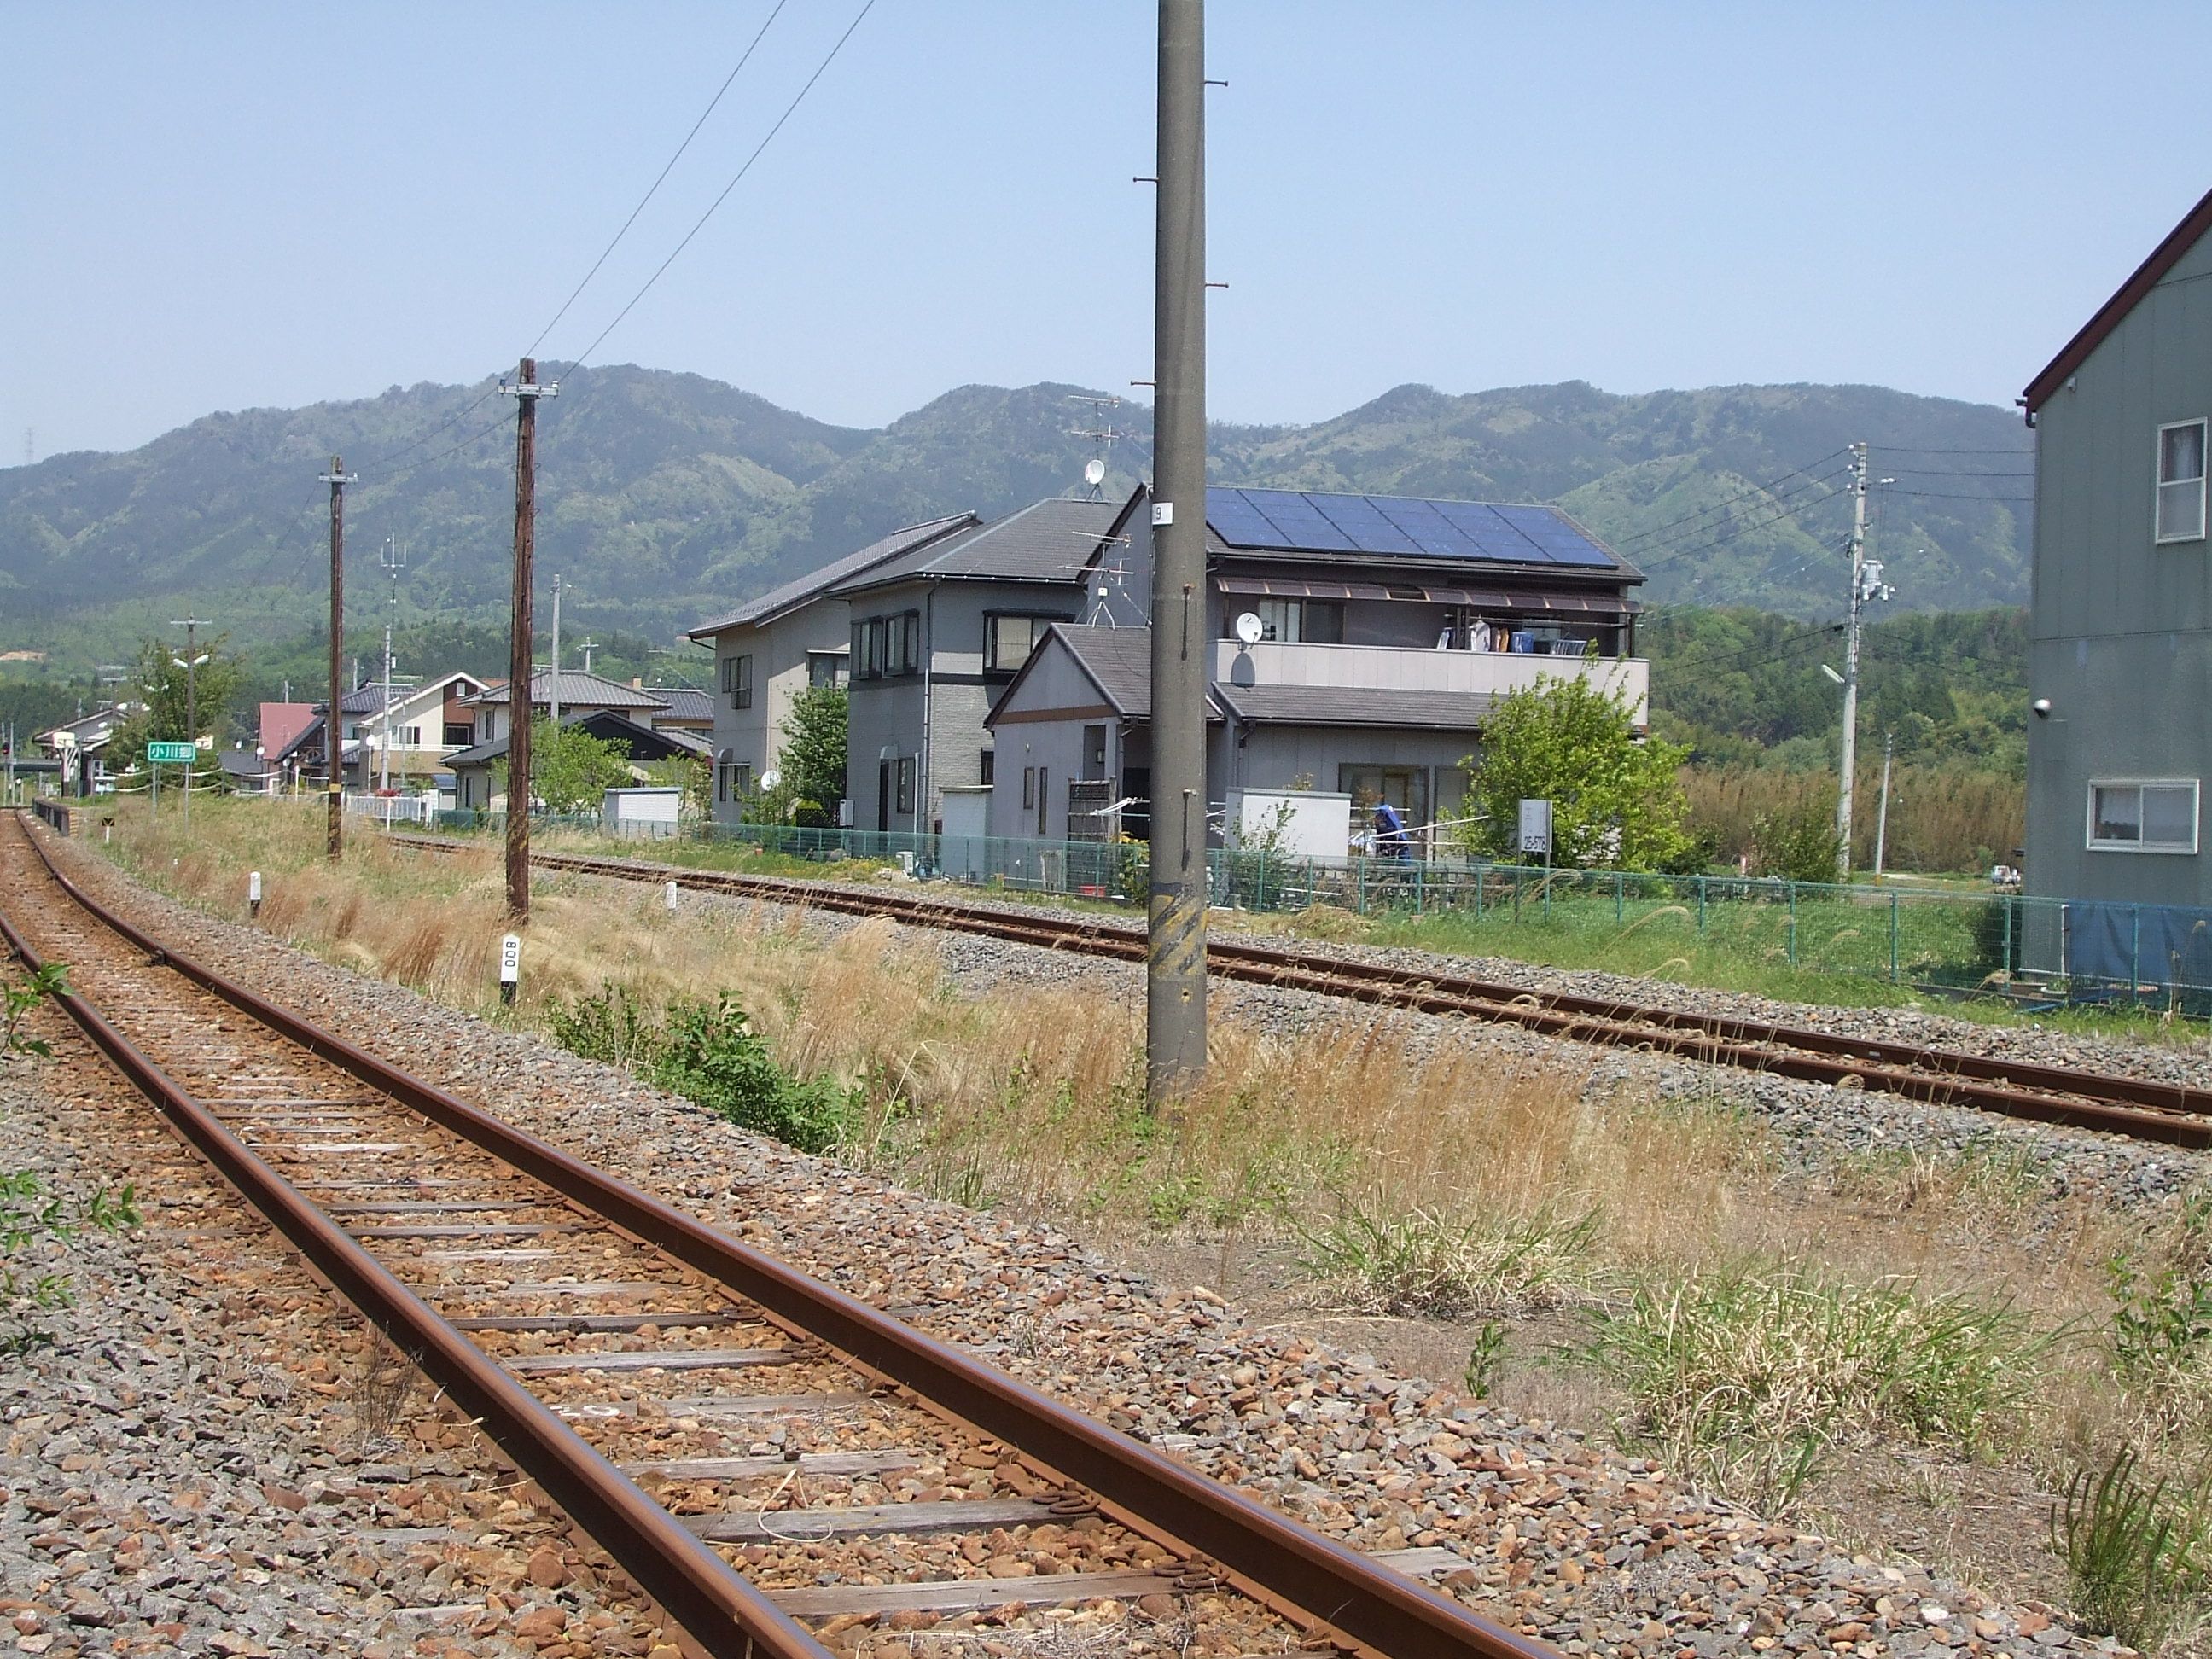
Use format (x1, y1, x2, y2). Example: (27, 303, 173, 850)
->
(398, 835, 2212, 1149)
(14, 818, 1552, 1659)
(0, 843, 834, 1659)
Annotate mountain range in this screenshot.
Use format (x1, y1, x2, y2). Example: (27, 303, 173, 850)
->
(0, 368, 2034, 667)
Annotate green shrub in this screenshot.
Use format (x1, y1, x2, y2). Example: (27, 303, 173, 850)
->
(544, 986, 859, 1155)
(1293, 1202, 1597, 1318)
(1749, 803, 1843, 884)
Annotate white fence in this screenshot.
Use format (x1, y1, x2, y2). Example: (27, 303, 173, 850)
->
(344, 793, 435, 826)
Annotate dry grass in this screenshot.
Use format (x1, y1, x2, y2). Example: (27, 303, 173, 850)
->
(99, 800, 2210, 1611)
(1683, 762, 2024, 874)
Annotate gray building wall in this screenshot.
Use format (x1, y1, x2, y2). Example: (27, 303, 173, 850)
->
(2027, 226, 2212, 936)
(845, 576, 1083, 834)
(700, 607, 853, 824)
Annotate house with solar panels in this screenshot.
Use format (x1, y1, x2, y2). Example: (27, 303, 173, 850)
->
(984, 485, 1645, 854)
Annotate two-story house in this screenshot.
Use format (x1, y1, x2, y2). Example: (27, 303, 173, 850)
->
(985, 485, 1646, 854)
(335, 671, 488, 785)
(446, 671, 711, 811)
(833, 497, 1121, 833)
(2022, 184, 2212, 979)
(686, 514, 978, 815)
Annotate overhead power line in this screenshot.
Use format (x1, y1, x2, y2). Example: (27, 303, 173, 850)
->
(566, 0, 880, 372)
(526, 0, 792, 360)
(1610, 447, 1850, 549)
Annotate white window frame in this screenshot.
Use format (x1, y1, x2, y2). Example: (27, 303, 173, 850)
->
(2157, 419, 2207, 544)
(2087, 777, 2200, 854)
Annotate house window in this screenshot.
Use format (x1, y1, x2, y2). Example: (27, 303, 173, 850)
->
(979, 748, 995, 786)
(720, 654, 754, 709)
(2160, 422, 2207, 543)
(852, 614, 922, 679)
(714, 756, 753, 804)
(1036, 767, 1050, 837)
(444, 723, 473, 747)
(807, 650, 848, 688)
(2089, 779, 2199, 853)
(894, 756, 916, 813)
(1022, 766, 1036, 809)
(1084, 724, 1108, 773)
(984, 614, 1071, 673)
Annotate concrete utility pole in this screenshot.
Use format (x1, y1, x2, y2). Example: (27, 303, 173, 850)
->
(550, 574, 564, 725)
(169, 616, 212, 831)
(380, 533, 406, 794)
(1145, 0, 1210, 1106)
(319, 457, 356, 861)
(1834, 443, 1893, 880)
(1872, 730, 1895, 879)
(498, 360, 556, 923)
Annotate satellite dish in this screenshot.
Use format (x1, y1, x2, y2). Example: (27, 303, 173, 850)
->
(1235, 610, 1265, 646)
(758, 767, 782, 791)
(1083, 457, 1106, 487)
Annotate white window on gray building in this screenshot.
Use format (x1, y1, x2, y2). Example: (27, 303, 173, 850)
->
(2157, 420, 2206, 543)
(720, 654, 754, 709)
(807, 650, 848, 688)
(984, 614, 1068, 673)
(2088, 779, 2199, 853)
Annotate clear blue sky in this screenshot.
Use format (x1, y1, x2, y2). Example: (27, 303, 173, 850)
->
(7, 3, 2209, 459)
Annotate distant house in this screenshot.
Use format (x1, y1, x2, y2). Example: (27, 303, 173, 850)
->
(835, 498, 1121, 834)
(34, 703, 145, 796)
(457, 670, 677, 746)
(685, 514, 979, 816)
(445, 709, 712, 812)
(2021, 183, 2212, 976)
(986, 485, 1645, 856)
(334, 672, 488, 784)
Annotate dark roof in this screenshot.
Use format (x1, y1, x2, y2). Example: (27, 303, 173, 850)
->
(461, 671, 668, 710)
(987, 625, 1223, 726)
(687, 514, 979, 638)
(834, 498, 1121, 596)
(218, 749, 274, 778)
(336, 671, 484, 716)
(648, 686, 713, 724)
(2024, 185, 2212, 416)
(1207, 487, 1628, 575)
(445, 710, 710, 770)
(1214, 682, 1496, 730)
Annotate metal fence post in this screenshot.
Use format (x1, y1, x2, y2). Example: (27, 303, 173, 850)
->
(2002, 895, 2013, 975)
(1889, 890, 1900, 983)
(1697, 874, 1706, 934)
(1356, 856, 1366, 914)
(1415, 859, 1425, 916)
(2133, 904, 2142, 995)
(1615, 870, 1624, 923)
(1475, 864, 1485, 923)
(1788, 882, 1798, 965)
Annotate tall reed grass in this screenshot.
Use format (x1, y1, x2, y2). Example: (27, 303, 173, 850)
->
(1683, 763, 2023, 875)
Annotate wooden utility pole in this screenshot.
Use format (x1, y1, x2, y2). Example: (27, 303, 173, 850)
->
(1145, 0, 1209, 1105)
(319, 457, 355, 860)
(498, 359, 556, 922)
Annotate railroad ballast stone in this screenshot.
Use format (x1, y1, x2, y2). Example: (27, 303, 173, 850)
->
(44, 833, 2150, 1656)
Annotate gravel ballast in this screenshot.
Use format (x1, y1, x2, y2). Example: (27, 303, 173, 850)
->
(16, 831, 2161, 1655)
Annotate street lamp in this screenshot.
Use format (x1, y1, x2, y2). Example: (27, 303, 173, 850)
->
(172, 651, 209, 829)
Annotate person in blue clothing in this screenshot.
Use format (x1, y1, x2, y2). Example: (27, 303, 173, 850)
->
(1372, 800, 1411, 861)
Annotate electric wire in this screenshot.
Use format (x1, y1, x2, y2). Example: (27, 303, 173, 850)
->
(1883, 486, 2033, 503)
(1629, 476, 1851, 573)
(1609, 447, 1851, 549)
(524, 0, 791, 360)
(564, 0, 880, 372)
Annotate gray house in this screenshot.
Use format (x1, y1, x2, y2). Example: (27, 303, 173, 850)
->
(834, 496, 1122, 833)
(986, 485, 1646, 856)
(686, 514, 978, 818)
(2022, 184, 2212, 978)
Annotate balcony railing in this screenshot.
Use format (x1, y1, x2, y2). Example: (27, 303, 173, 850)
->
(1209, 640, 1648, 719)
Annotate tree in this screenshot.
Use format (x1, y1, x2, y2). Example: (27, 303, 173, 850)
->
(1454, 672, 1691, 870)
(107, 633, 247, 772)
(496, 717, 634, 812)
(772, 684, 847, 822)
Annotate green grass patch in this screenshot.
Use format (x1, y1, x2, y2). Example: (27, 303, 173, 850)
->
(1293, 1201, 1599, 1318)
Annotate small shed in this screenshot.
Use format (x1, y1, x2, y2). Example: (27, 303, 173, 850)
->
(602, 787, 683, 839)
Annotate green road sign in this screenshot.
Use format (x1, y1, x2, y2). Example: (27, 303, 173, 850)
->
(146, 742, 197, 764)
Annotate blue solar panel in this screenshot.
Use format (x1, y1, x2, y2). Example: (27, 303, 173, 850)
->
(1203, 487, 1619, 569)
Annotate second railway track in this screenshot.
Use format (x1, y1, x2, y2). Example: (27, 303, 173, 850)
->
(393, 833, 2212, 1150)
(0, 810, 1551, 1659)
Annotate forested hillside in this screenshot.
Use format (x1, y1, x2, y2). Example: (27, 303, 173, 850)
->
(0, 369, 2031, 673)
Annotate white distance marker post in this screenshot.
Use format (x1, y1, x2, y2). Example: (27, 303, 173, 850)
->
(499, 932, 521, 1006)
(665, 880, 679, 913)
(248, 870, 263, 921)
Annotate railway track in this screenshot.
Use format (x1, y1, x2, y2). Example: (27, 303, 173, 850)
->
(391, 833, 2212, 1150)
(0, 810, 1548, 1659)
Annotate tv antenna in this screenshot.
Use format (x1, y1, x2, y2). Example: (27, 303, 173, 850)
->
(1068, 394, 1122, 498)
